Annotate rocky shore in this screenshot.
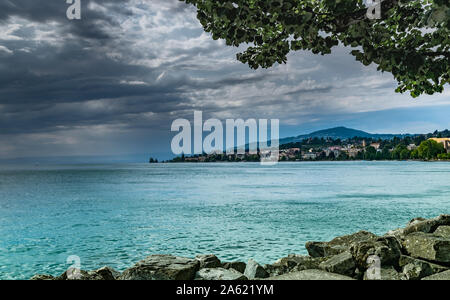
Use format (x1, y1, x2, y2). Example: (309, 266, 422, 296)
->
(31, 215, 450, 280)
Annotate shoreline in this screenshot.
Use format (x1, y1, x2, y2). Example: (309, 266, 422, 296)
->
(31, 215, 450, 280)
(159, 159, 450, 163)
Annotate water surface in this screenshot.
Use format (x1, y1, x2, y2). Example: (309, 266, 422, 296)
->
(1, 161, 449, 279)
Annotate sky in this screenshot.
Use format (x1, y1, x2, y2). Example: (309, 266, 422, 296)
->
(0, 0, 449, 162)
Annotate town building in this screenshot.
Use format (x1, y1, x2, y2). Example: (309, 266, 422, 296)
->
(185, 157, 199, 162)
(285, 148, 300, 156)
(348, 148, 360, 158)
(325, 148, 341, 158)
(302, 153, 317, 160)
(407, 144, 417, 151)
(329, 146, 342, 151)
(429, 138, 450, 153)
(370, 143, 381, 150)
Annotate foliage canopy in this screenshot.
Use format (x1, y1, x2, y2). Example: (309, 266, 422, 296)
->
(182, 0, 449, 97)
(415, 139, 445, 159)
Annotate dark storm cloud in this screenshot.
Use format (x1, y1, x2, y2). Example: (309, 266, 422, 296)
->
(0, 0, 132, 40)
(0, 0, 332, 137)
(0, 0, 194, 137)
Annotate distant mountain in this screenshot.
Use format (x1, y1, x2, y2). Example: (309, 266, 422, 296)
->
(279, 127, 414, 144)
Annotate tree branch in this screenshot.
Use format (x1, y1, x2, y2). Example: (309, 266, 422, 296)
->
(424, 52, 450, 58)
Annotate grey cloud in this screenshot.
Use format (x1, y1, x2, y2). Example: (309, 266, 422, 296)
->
(0, 0, 133, 40)
(283, 86, 333, 96)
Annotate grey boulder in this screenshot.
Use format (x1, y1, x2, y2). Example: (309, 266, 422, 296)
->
(306, 231, 378, 258)
(268, 269, 355, 280)
(402, 232, 450, 263)
(119, 255, 199, 280)
(434, 226, 450, 238)
(222, 261, 246, 274)
(350, 236, 402, 269)
(319, 251, 356, 277)
(196, 254, 222, 269)
(403, 215, 450, 235)
(32, 266, 121, 281)
(30, 274, 57, 280)
(244, 259, 269, 279)
(421, 270, 450, 280)
(265, 254, 324, 277)
(399, 256, 448, 280)
(195, 268, 247, 280)
(363, 267, 403, 280)
(90, 266, 121, 280)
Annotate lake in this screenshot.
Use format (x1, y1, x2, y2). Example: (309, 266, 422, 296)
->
(1, 161, 449, 279)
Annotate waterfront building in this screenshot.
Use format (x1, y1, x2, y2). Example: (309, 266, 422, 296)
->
(429, 138, 450, 153)
(407, 144, 418, 151)
(370, 143, 381, 150)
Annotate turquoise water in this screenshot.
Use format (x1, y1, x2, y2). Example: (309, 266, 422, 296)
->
(0, 161, 449, 279)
